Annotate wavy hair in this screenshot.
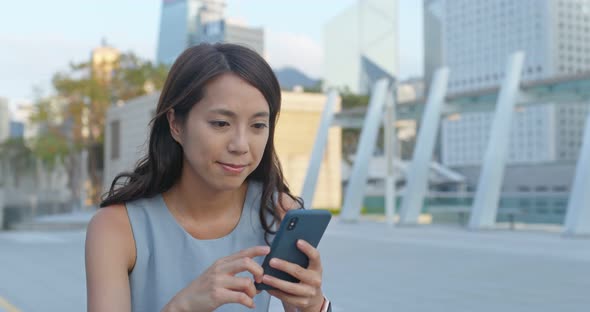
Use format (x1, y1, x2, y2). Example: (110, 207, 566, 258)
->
(101, 43, 302, 242)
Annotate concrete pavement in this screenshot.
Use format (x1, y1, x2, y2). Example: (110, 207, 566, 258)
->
(0, 217, 589, 311)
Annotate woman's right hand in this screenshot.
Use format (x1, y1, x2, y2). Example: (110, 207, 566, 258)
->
(163, 245, 270, 312)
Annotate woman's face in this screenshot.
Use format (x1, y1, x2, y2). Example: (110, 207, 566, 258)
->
(170, 73, 270, 191)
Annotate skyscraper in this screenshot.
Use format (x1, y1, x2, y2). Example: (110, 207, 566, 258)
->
(0, 97, 9, 143)
(91, 40, 120, 84)
(198, 19, 263, 56)
(156, 0, 263, 65)
(424, 0, 590, 94)
(323, 0, 398, 95)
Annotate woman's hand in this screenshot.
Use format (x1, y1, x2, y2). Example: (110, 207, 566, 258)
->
(163, 246, 270, 312)
(263, 240, 325, 312)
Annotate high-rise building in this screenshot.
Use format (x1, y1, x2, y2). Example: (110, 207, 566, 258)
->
(323, 0, 398, 95)
(423, 0, 444, 94)
(0, 97, 9, 143)
(156, 0, 263, 65)
(91, 40, 120, 84)
(442, 101, 590, 166)
(9, 121, 24, 138)
(199, 19, 264, 56)
(424, 0, 590, 94)
(397, 78, 425, 102)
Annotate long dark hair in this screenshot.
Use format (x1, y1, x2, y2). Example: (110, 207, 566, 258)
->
(101, 43, 302, 242)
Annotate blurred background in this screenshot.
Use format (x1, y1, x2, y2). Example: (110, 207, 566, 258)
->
(1, 0, 589, 311)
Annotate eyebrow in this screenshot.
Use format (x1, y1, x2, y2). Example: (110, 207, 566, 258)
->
(209, 108, 269, 119)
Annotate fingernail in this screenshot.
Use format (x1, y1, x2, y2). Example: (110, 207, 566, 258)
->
(297, 240, 304, 246)
(270, 258, 279, 266)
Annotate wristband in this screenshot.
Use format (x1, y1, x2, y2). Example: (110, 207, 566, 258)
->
(320, 296, 331, 312)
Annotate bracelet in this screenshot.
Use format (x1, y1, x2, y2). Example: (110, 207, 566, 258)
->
(320, 296, 331, 312)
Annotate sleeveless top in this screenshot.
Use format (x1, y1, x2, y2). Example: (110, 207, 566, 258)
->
(125, 181, 274, 312)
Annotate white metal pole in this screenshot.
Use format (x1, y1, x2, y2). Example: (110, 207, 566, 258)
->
(398, 68, 449, 224)
(384, 86, 397, 225)
(469, 52, 525, 229)
(341, 79, 390, 221)
(563, 111, 590, 236)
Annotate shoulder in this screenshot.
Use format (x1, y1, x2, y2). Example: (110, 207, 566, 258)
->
(86, 204, 136, 271)
(85, 204, 136, 310)
(276, 193, 302, 221)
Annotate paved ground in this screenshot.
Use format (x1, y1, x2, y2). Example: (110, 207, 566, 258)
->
(1, 216, 589, 311)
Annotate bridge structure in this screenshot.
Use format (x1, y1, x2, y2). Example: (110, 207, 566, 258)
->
(302, 51, 590, 236)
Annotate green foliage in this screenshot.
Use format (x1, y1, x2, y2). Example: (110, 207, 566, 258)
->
(111, 53, 169, 101)
(28, 50, 170, 203)
(339, 93, 369, 164)
(303, 80, 323, 93)
(30, 132, 73, 169)
(0, 138, 37, 186)
(340, 93, 370, 109)
(46, 51, 170, 147)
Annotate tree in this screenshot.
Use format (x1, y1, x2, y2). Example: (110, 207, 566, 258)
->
(0, 138, 37, 188)
(340, 93, 371, 165)
(303, 80, 323, 93)
(31, 51, 169, 204)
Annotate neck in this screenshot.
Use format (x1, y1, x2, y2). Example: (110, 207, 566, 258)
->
(163, 166, 248, 222)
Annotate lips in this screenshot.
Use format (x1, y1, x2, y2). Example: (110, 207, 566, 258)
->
(217, 162, 248, 174)
(218, 162, 247, 168)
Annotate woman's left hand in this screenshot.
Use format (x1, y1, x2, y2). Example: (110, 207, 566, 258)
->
(263, 239, 325, 312)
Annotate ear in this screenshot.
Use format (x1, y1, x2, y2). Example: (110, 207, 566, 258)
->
(167, 108, 183, 144)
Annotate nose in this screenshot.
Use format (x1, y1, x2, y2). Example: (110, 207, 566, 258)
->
(227, 127, 249, 155)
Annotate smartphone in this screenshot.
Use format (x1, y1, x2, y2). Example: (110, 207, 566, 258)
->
(255, 209, 332, 291)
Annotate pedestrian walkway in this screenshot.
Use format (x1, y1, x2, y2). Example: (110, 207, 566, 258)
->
(9, 209, 95, 231)
(1, 217, 588, 311)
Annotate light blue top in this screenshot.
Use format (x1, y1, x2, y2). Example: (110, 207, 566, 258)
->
(125, 181, 273, 312)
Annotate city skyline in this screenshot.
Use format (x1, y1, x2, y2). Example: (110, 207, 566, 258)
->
(0, 0, 423, 104)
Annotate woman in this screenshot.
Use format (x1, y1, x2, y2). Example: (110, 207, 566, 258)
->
(85, 43, 330, 312)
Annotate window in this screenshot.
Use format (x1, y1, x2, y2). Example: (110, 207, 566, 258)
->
(552, 185, 568, 192)
(517, 185, 531, 192)
(535, 186, 548, 192)
(111, 120, 121, 160)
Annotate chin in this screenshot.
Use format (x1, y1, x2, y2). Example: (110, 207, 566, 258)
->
(211, 176, 247, 192)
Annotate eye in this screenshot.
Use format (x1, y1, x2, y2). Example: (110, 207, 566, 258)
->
(209, 121, 230, 128)
(253, 123, 268, 129)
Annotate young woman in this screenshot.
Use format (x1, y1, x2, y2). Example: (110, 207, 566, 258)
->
(85, 43, 330, 312)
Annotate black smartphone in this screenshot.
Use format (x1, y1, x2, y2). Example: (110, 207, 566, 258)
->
(255, 209, 332, 291)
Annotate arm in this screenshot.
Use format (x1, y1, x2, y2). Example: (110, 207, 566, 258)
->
(85, 205, 136, 312)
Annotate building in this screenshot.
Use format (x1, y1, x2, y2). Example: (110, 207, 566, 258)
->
(199, 19, 264, 56)
(156, 0, 264, 65)
(91, 40, 120, 84)
(104, 91, 341, 209)
(323, 0, 398, 94)
(424, 0, 590, 94)
(440, 76, 590, 223)
(0, 97, 9, 143)
(156, 0, 210, 65)
(443, 101, 589, 164)
(423, 0, 444, 94)
(9, 121, 24, 138)
(274, 92, 342, 209)
(397, 77, 425, 103)
(8, 101, 35, 142)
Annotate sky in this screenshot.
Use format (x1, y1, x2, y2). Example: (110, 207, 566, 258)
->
(0, 0, 423, 104)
